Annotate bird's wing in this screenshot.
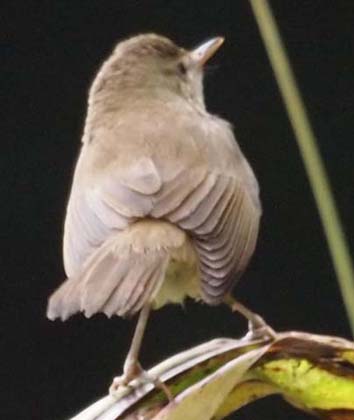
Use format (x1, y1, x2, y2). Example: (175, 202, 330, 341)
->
(149, 113, 261, 304)
(154, 168, 260, 305)
(63, 151, 162, 277)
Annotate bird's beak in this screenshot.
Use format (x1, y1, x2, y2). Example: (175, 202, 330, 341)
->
(189, 37, 225, 67)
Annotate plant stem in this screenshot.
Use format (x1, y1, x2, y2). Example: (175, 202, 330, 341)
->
(249, 0, 354, 335)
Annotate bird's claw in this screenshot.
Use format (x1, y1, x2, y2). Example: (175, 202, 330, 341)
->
(109, 376, 130, 395)
(246, 314, 277, 341)
(109, 362, 173, 401)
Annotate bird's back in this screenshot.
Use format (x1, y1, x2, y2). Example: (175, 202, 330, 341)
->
(61, 101, 260, 308)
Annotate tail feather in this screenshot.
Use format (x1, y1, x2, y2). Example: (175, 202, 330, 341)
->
(47, 220, 188, 321)
(47, 273, 88, 321)
(102, 260, 166, 317)
(125, 263, 166, 314)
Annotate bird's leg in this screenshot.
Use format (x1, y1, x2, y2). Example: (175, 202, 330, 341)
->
(225, 295, 276, 340)
(110, 304, 172, 401)
(118, 304, 151, 385)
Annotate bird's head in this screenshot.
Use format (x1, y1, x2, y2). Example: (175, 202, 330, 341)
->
(90, 33, 224, 110)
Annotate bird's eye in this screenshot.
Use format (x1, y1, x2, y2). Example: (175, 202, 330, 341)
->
(177, 62, 187, 75)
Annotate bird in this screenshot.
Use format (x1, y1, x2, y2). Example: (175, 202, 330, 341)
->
(47, 33, 269, 391)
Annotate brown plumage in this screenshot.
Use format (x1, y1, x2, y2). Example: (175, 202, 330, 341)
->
(46, 34, 261, 387)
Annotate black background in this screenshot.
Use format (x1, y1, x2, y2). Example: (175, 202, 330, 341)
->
(3, 1, 354, 419)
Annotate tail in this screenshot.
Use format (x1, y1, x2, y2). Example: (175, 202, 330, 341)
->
(47, 220, 190, 321)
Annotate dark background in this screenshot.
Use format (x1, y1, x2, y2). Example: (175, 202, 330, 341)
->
(3, 1, 354, 419)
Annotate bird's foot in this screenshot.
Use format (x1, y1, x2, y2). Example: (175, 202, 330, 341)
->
(110, 361, 142, 393)
(227, 297, 276, 340)
(245, 313, 277, 341)
(110, 361, 173, 401)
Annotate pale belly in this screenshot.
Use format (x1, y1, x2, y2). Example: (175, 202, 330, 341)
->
(152, 241, 201, 309)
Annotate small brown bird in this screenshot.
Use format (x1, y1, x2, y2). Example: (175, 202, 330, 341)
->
(47, 34, 267, 390)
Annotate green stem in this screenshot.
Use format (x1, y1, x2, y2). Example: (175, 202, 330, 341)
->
(249, 0, 354, 335)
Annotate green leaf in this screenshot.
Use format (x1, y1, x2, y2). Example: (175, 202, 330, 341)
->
(70, 332, 354, 420)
